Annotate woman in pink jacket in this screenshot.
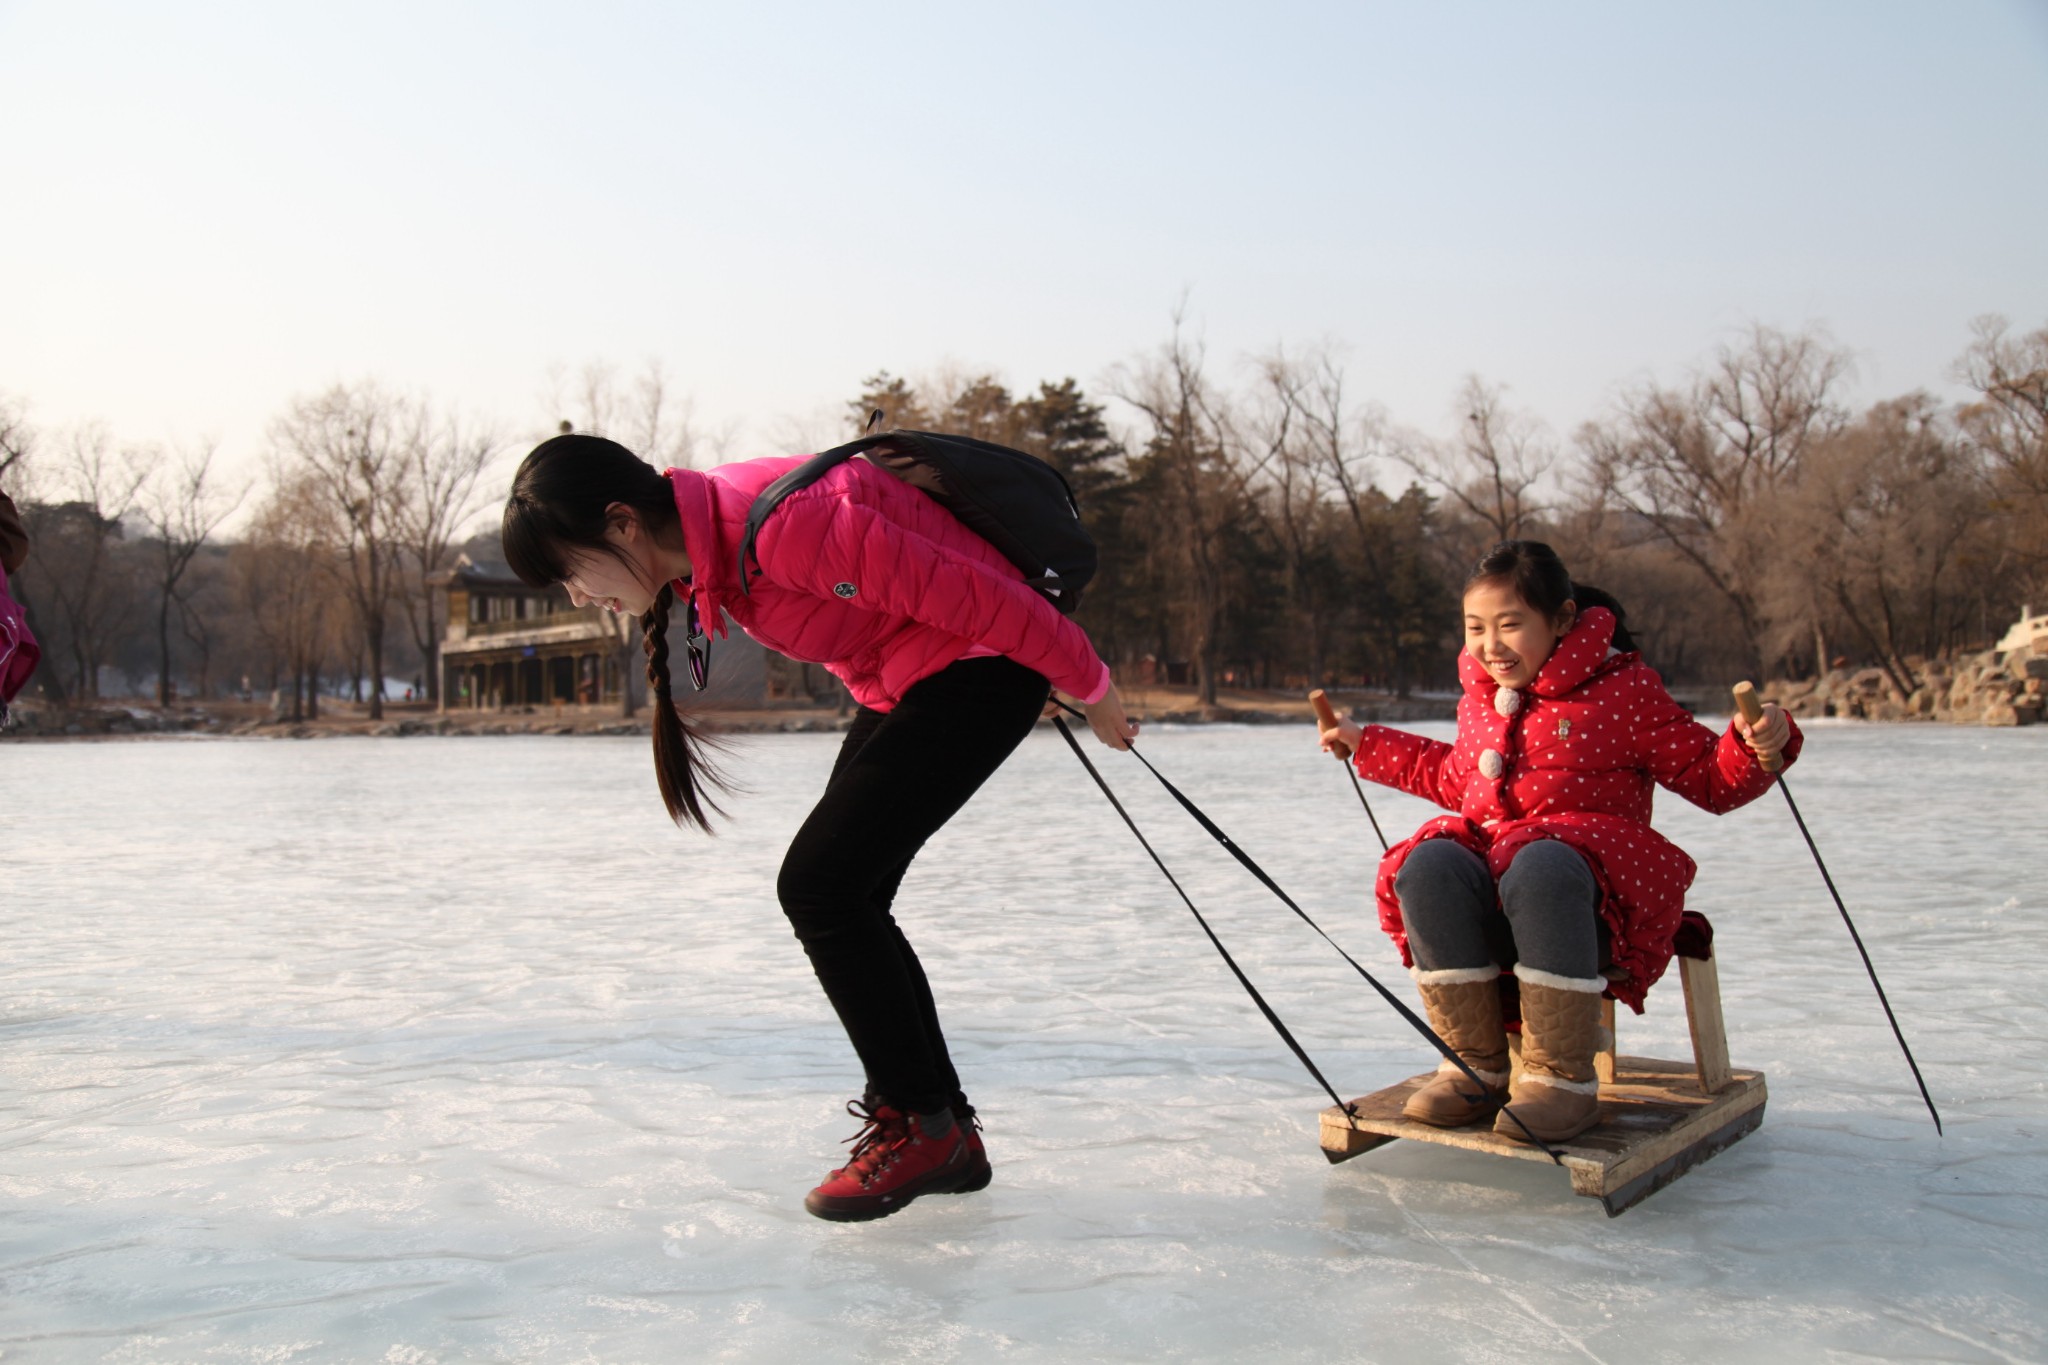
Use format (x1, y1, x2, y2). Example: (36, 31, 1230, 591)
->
(502, 433, 1135, 1222)
(1318, 541, 1797, 1143)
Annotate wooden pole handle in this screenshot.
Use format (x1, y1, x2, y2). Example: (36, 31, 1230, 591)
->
(1309, 689, 1352, 760)
(1732, 680, 1782, 773)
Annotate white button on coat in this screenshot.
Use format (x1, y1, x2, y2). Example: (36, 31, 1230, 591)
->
(1494, 686, 1522, 717)
(1479, 748, 1505, 780)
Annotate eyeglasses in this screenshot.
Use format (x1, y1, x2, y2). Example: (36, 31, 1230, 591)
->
(684, 595, 711, 691)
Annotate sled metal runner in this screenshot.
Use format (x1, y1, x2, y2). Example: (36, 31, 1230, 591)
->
(1319, 951, 1767, 1216)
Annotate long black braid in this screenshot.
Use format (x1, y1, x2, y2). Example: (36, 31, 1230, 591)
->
(641, 583, 727, 830)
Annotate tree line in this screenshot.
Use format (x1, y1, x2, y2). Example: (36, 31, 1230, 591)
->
(854, 314, 2047, 703)
(3, 315, 2043, 715)
(1, 384, 497, 719)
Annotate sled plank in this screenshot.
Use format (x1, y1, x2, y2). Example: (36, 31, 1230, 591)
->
(1319, 1122, 1399, 1165)
(1680, 955, 1732, 1094)
(1594, 1103, 1765, 1216)
(1318, 1056, 1765, 1213)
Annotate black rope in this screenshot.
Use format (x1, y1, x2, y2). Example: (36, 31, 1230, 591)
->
(1054, 706, 1563, 1161)
(1049, 717, 1356, 1122)
(1773, 776, 1943, 1135)
(1338, 752, 1389, 853)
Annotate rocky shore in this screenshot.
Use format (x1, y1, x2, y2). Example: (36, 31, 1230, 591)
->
(1761, 645, 2048, 726)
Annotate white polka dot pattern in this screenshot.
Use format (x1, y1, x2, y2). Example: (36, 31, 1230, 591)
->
(1351, 606, 1803, 1012)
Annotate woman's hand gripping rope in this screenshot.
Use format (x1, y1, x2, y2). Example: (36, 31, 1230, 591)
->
(1045, 680, 1139, 750)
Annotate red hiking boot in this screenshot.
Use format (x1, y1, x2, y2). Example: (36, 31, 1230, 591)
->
(803, 1099, 971, 1222)
(947, 1100, 991, 1194)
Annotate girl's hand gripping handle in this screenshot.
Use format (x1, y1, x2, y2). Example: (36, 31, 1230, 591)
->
(1310, 689, 1362, 762)
(1733, 681, 1788, 773)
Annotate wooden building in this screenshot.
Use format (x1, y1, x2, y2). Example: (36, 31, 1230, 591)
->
(435, 556, 773, 712)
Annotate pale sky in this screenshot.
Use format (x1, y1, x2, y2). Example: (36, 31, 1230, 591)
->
(4, 1, 2045, 515)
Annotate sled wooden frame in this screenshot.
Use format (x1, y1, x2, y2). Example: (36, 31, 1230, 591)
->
(1319, 951, 1766, 1216)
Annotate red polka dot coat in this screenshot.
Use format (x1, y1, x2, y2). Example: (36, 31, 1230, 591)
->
(1356, 607, 1803, 1011)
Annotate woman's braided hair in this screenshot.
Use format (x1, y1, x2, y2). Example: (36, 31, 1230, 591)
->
(640, 580, 725, 828)
(503, 433, 728, 830)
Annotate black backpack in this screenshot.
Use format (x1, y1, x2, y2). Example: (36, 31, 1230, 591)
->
(738, 427, 1097, 615)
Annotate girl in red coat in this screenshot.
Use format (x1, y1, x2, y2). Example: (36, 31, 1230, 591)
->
(502, 434, 1137, 1221)
(1317, 541, 1797, 1142)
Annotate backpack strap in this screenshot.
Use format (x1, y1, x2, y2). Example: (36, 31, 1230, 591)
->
(737, 433, 894, 596)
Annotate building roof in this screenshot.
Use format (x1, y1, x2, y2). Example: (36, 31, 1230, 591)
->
(434, 553, 526, 590)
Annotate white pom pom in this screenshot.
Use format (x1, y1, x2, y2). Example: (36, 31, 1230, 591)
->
(1479, 748, 1505, 779)
(1494, 686, 1522, 717)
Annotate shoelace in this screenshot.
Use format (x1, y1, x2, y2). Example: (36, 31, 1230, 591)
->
(837, 1099, 913, 1185)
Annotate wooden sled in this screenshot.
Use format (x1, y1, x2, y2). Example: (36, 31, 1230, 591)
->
(1319, 935, 1765, 1216)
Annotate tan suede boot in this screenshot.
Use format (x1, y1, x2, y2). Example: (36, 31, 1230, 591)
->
(1493, 966, 1606, 1143)
(1401, 968, 1511, 1127)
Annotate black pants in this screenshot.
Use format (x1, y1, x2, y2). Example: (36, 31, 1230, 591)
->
(1394, 837, 1604, 979)
(776, 656, 1051, 1115)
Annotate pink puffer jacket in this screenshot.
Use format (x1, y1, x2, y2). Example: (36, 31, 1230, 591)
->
(667, 455, 1111, 712)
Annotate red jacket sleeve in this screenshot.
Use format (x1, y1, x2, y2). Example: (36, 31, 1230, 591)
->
(755, 488, 1111, 702)
(1632, 670, 1804, 813)
(1352, 724, 1467, 811)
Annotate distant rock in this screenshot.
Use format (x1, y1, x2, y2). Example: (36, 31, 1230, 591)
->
(1761, 648, 2047, 728)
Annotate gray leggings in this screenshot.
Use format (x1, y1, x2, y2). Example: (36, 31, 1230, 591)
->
(1394, 838, 1601, 979)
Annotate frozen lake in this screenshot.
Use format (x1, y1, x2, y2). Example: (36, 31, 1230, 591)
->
(2, 720, 2043, 1363)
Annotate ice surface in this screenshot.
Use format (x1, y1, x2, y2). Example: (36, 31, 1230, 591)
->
(1, 720, 2043, 1363)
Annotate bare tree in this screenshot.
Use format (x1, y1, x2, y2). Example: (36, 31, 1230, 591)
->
(547, 359, 712, 467)
(1955, 314, 2048, 602)
(1547, 464, 1748, 681)
(1401, 375, 1555, 559)
(1109, 315, 1253, 706)
(236, 471, 339, 722)
(19, 424, 146, 699)
(1288, 351, 1383, 551)
(1790, 396, 1982, 692)
(1243, 349, 1336, 678)
(271, 383, 417, 721)
(138, 441, 245, 706)
(0, 391, 32, 481)
(174, 561, 231, 702)
(394, 411, 499, 704)
(1579, 325, 1851, 676)
(1276, 352, 1447, 693)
